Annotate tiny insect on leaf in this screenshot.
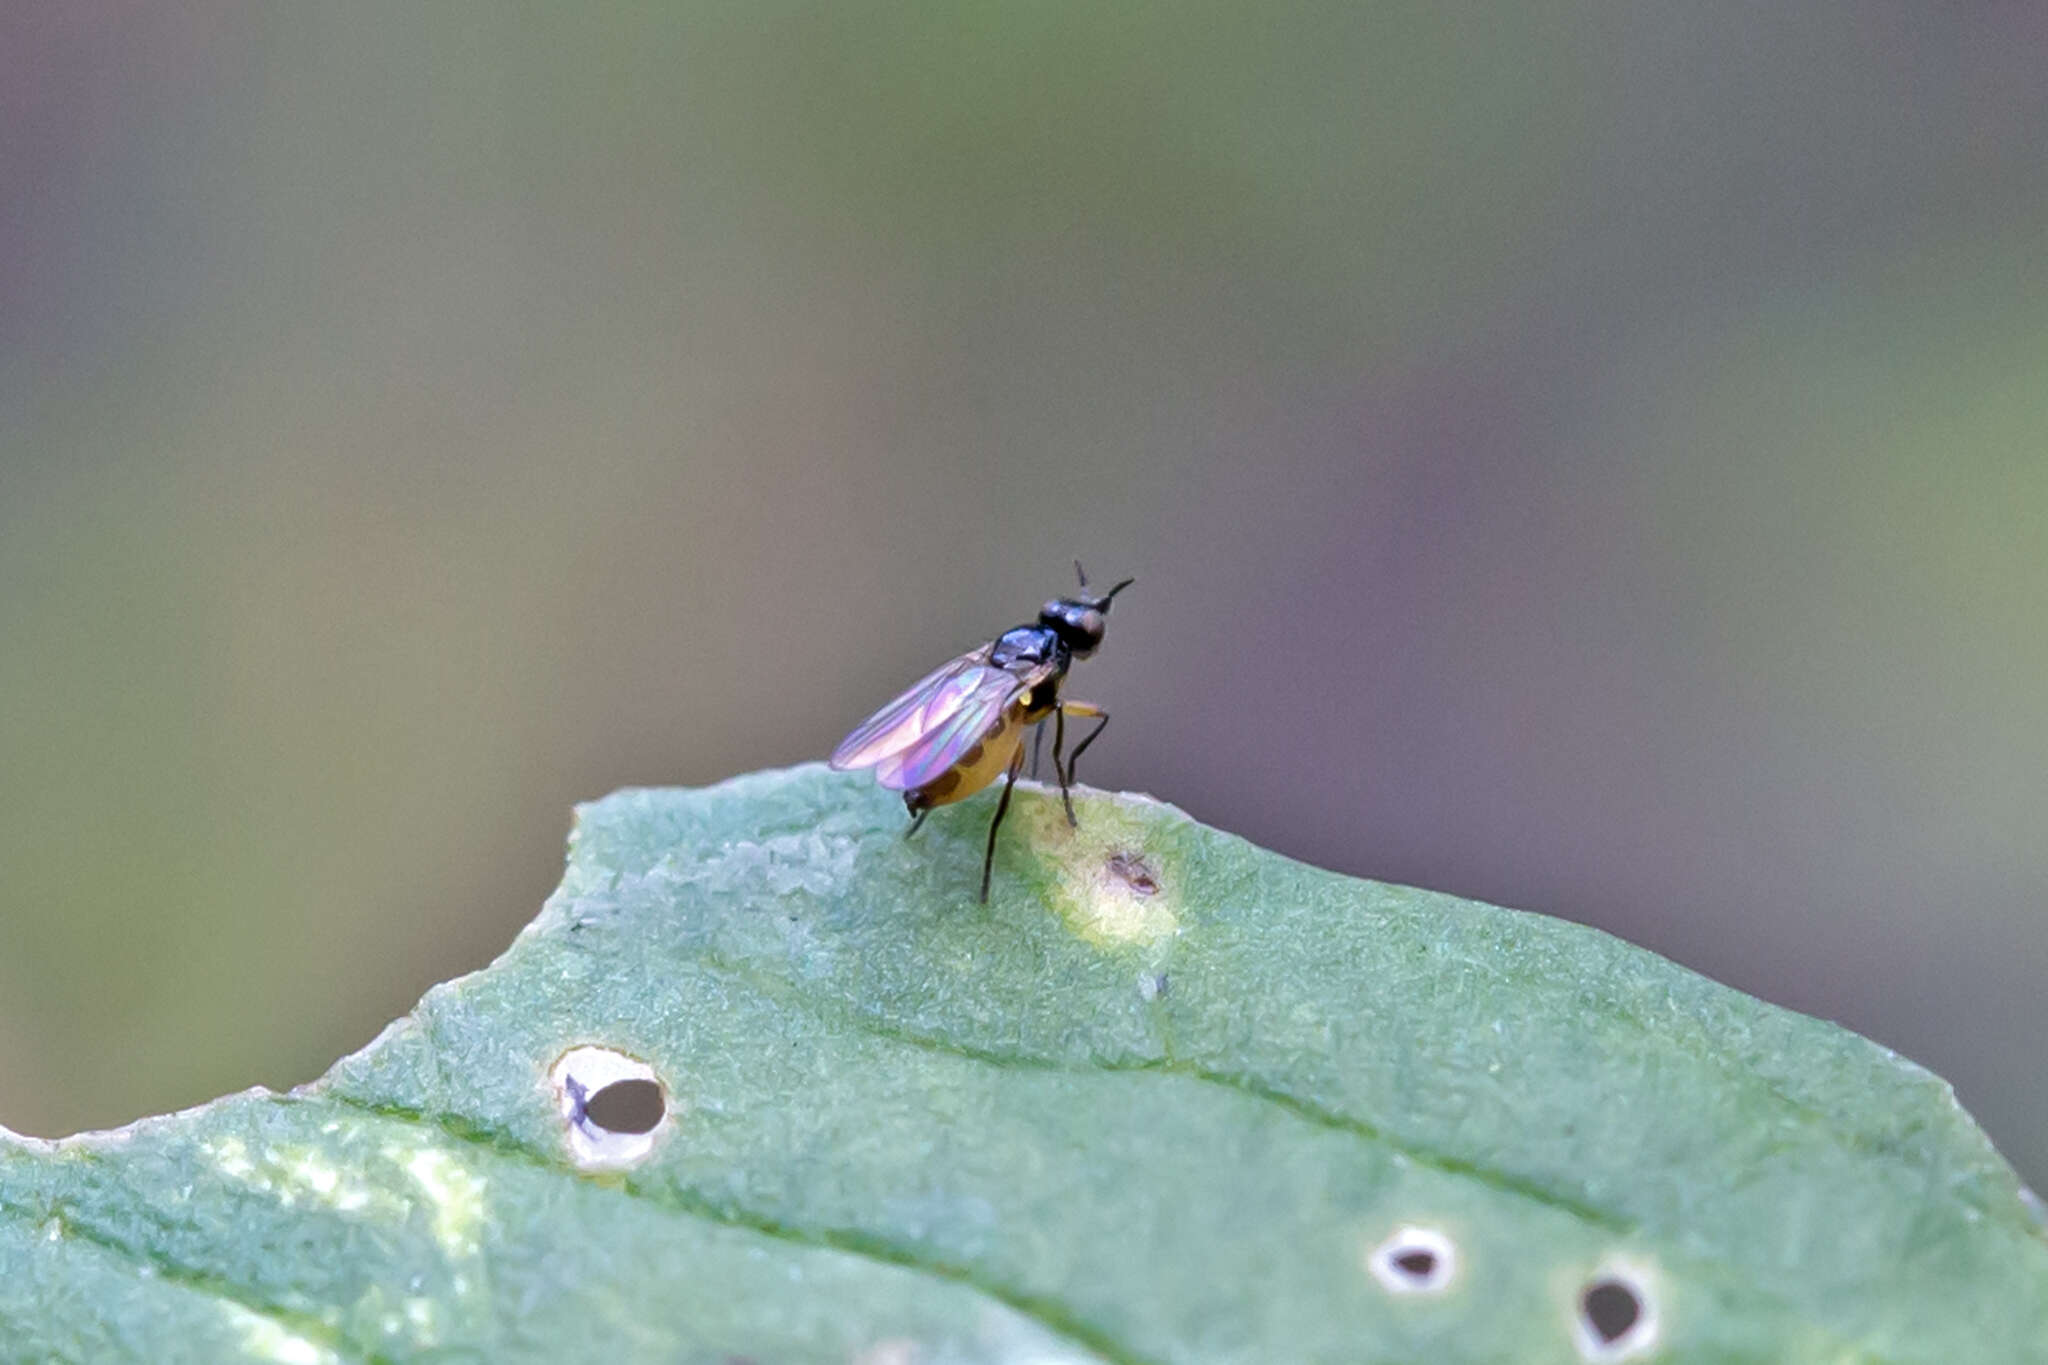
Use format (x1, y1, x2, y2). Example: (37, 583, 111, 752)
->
(829, 573, 1131, 900)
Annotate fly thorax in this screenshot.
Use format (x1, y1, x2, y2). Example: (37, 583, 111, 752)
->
(989, 625, 1056, 668)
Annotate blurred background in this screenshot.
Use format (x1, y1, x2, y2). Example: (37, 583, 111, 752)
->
(3, 4, 2044, 1186)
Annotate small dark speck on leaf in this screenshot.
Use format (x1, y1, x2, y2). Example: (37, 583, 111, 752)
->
(1105, 851, 1159, 895)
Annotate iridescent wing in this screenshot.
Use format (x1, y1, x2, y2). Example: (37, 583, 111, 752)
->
(830, 650, 993, 771)
(872, 661, 1047, 791)
(830, 648, 1050, 792)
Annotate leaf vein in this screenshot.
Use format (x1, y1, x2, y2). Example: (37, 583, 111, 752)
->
(0, 1194, 379, 1364)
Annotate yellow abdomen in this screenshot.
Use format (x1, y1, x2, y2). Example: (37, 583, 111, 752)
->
(908, 708, 1029, 810)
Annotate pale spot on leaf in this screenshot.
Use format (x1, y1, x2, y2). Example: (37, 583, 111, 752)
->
(396, 1145, 488, 1260)
(1016, 793, 1180, 947)
(228, 1308, 340, 1365)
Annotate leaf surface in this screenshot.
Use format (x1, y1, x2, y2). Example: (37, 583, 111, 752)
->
(4, 764, 2043, 1362)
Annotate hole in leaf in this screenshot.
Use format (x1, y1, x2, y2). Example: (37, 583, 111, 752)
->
(1572, 1285, 1638, 1342)
(1366, 1225, 1457, 1294)
(583, 1078, 666, 1135)
(550, 1046, 673, 1170)
(1582, 1282, 1639, 1342)
(1573, 1266, 1659, 1360)
(1104, 851, 1158, 896)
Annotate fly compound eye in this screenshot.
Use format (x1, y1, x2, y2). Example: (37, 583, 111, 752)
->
(1078, 608, 1105, 639)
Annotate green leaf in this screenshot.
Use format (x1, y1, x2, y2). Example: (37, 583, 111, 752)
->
(4, 764, 2043, 1362)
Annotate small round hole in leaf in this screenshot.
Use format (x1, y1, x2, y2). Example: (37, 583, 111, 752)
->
(1573, 1266, 1659, 1361)
(1365, 1225, 1457, 1294)
(1582, 1282, 1639, 1342)
(583, 1078, 666, 1135)
(550, 1046, 674, 1170)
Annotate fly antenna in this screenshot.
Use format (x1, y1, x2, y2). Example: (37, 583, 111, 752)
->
(1098, 576, 1135, 607)
(1074, 559, 1089, 589)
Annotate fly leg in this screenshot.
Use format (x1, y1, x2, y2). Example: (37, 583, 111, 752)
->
(1056, 700, 1108, 826)
(904, 807, 931, 839)
(980, 746, 1026, 902)
(1051, 703, 1074, 825)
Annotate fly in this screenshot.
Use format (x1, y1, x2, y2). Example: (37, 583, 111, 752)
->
(829, 563, 1133, 900)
